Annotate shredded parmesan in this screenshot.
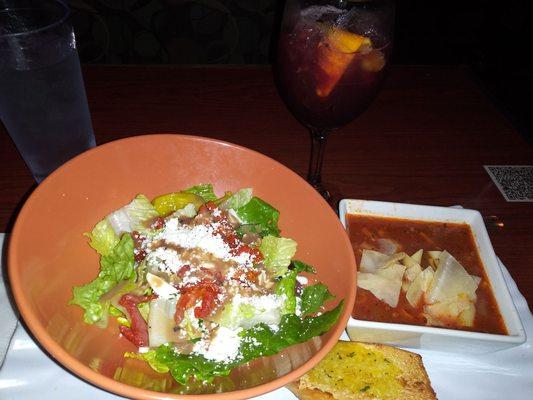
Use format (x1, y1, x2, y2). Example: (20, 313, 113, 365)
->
(193, 327, 242, 363)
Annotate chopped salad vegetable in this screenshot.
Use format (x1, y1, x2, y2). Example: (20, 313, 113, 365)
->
(70, 184, 342, 384)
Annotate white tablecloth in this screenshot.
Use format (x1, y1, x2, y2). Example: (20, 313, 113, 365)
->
(0, 233, 17, 367)
(1, 233, 532, 399)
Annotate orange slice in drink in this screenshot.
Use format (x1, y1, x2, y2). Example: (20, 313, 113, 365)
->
(361, 49, 386, 72)
(328, 29, 371, 53)
(316, 28, 371, 98)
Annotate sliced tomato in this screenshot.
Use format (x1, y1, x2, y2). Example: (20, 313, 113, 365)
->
(222, 231, 239, 248)
(151, 216, 165, 230)
(174, 279, 221, 324)
(194, 283, 220, 319)
(174, 291, 194, 325)
(230, 244, 263, 265)
(118, 293, 156, 347)
(231, 268, 259, 285)
(205, 201, 218, 211)
(132, 231, 147, 262)
(199, 201, 217, 213)
(176, 264, 191, 279)
(245, 269, 260, 284)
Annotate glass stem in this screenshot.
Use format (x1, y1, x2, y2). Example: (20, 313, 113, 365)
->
(307, 127, 330, 188)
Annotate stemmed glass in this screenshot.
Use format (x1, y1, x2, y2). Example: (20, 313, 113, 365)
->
(275, 0, 395, 200)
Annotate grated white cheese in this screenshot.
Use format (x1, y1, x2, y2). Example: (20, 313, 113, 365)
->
(146, 246, 187, 273)
(152, 217, 254, 268)
(231, 251, 254, 268)
(157, 218, 230, 259)
(141, 211, 279, 360)
(296, 275, 308, 285)
(180, 269, 200, 286)
(295, 296, 302, 316)
(242, 336, 260, 348)
(159, 219, 231, 258)
(193, 326, 242, 363)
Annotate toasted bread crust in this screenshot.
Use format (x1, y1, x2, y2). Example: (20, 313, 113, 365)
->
(288, 342, 437, 400)
(287, 382, 334, 400)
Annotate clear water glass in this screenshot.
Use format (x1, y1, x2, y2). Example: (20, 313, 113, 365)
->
(0, 0, 95, 183)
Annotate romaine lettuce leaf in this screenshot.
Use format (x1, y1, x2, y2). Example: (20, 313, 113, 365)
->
(70, 234, 135, 326)
(300, 283, 334, 316)
(70, 277, 114, 325)
(100, 234, 135, 282)
(137, 301, 150, 322)
(276, 270, 297, 314)
(107, 194, 159, 234)
(84, 219, 119, 256)
(217, 302, 255, 328)
(291, 260, 316, 273)
(184, 183, 218, 202)
(171, 203, 197, 218)
(127, 194, 160, 230)
(239, 300, 344, 361)
(260, 235, 297, 276)
(216, 295, 282, 329)
(125, 350, 170, 373)
(155, 344, 233, 384)
(141, 301, 343, 385)
(234, 197, 280, 237)
(219, 188, 252, 210)
(214, 191, 233, 205)
(109, 305, 125, 317)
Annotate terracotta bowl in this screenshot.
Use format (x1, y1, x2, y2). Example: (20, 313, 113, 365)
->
(8, 134, 356, 399)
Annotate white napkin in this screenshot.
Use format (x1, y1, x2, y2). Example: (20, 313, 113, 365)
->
(0, 233, 18, 366)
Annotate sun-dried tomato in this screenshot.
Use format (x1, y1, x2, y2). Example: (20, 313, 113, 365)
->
(231, 244, 263, 263)
(151, 216, 165, 230)
(176, 264, 191, 279)
(245, 269, 260, 284)
(199, 201, 217, 213)
(118, 293, 157, 347)
(132, 231, 147, 262)
(174, 279, 221, 324)
(231, 268, 259, 285)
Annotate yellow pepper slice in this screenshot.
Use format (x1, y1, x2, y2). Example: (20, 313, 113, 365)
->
(152, 192, 205, 216)
(214, 191, 233, 206)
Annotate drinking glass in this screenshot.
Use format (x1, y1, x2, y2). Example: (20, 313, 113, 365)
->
(275, 0, 394, 200)
(0, 0, 95, 183)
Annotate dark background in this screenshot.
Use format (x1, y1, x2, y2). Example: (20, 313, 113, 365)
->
(68, 0, 533, 145)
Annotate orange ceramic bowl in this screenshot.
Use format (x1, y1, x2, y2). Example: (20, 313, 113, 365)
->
(8, 134, 356, 399)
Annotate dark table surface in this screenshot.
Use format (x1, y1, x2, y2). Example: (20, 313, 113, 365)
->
(1, 65, 532, 308)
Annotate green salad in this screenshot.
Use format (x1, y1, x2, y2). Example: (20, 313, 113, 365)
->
(70, 184, 342, 384)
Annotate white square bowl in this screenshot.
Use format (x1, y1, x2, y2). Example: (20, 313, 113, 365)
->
(339, 199, 526, 354)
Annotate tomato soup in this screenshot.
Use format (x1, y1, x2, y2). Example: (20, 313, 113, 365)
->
(347, 214, 507, 335)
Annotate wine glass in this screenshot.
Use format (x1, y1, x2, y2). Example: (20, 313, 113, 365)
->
(275, 0, 395, 200)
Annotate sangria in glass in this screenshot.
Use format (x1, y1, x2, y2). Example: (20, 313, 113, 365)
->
(276, 0, 395, 199)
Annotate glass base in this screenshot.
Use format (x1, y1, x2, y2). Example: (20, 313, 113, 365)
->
(308, 180, 342, 214)
(310, 181, 331, 202)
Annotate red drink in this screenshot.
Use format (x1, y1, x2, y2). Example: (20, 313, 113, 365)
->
(276, 5, 391, 129)
(275, 1, 394, 199)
